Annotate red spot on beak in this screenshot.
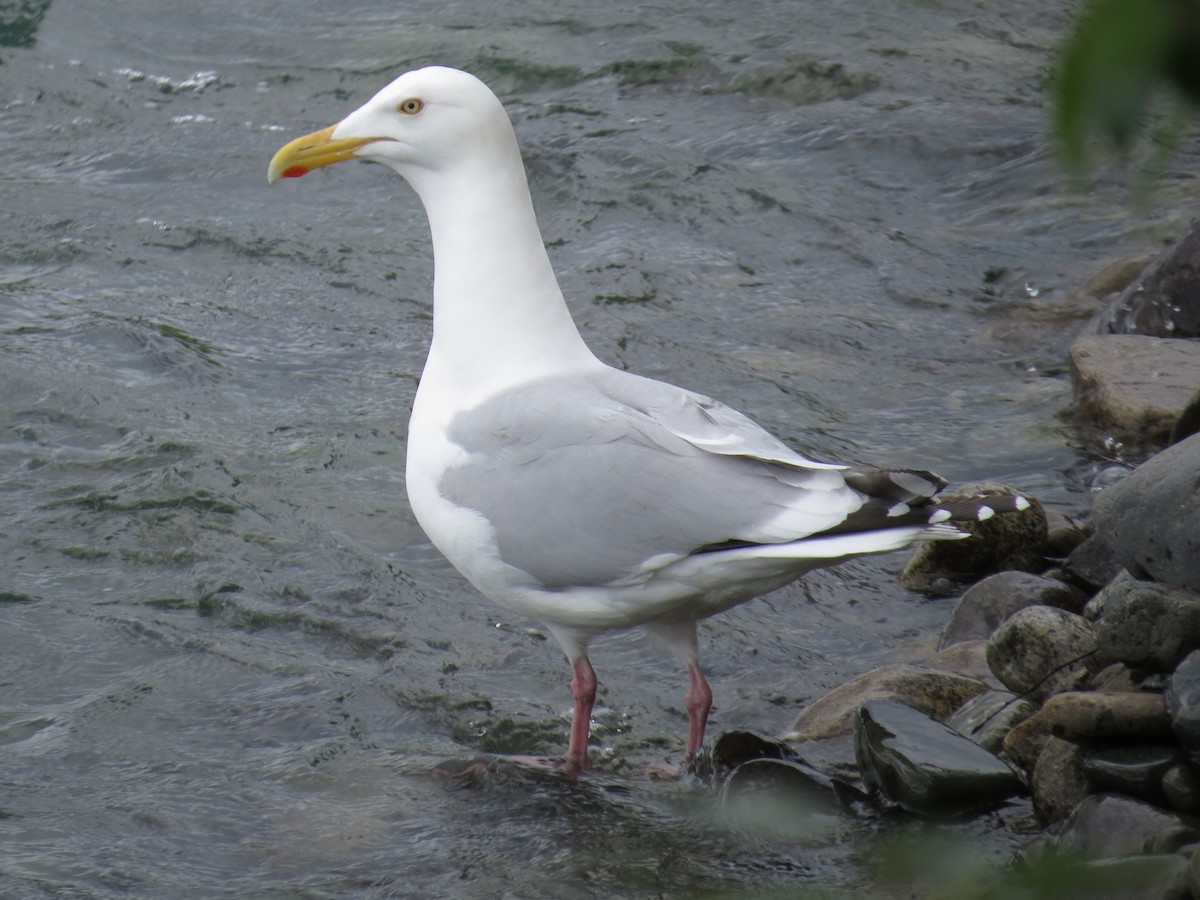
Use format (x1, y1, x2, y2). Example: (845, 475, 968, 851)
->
(282, 165, 309, 178)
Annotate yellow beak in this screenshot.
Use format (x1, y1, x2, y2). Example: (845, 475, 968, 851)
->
(267, 125, 385, 184)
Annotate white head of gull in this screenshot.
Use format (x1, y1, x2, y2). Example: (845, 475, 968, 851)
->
(269, 66, 1024, 775)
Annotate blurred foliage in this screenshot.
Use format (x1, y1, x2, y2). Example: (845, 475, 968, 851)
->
(1054, 0, 1200, 169)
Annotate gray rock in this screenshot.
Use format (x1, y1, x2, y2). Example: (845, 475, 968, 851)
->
(782, 664, 989, 742)
(1171, 388, 1200, 445)
(985, 606, 1100, 702)
(1032, 736, 1090, 823)
(1093, 433, 1200, 593)
(900, 482, 1046, 595)
(1065, 535, 1124, 594)
(1057, 793, 1200, 860)
(1083, 745, 1187, 807)
(1167, 651, 1200, 767)
(1163, 764, 1200, 815)
(1094, 220, 1200, 339)
(1090, 662, 1141, 693)
(939, 571, 1088, 649)
(1094, 576, 1200, 672)
(1068, 334, 1200, 454)
(1039, 691, 1174, 745)
(1045, 510, 1090, 558)
(946, 690, 1038, 755)
(853, 699, 1024, 817)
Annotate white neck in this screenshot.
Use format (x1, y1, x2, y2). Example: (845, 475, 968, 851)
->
(403, 142, 599, 404)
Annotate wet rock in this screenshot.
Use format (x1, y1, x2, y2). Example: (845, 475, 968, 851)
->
(1031, 736, 1089, 823)
(1163, 764, 1200, 815)
(1056, 793, 1200, 860)
(1093, 433, 1200, 593)
(1094, 220, 1200, 339)
(1167, 651, 1200, 766)
(1045, 510, 1090, 558)
(946, 690, 1038, 755)
(1094, 576, 1200, 672)
(986, 606, 1100, 702)
(938, 571, 1087, 649)
(1068, 334, 1200, 454)
(853, 699, 1023, 817)
(922, 639, 996, 683)
(1083, 746, 1187, 807)
(1038, 691, 1173, 744)
(782, 664, 989, 742)
(900, 483, 1045, 595)
(1064, 535, 1124, 594)
(1004, 712, 1052, 772)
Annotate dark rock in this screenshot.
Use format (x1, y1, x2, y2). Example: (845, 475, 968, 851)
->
(985, 606, 1100, 702)
(938, 571, 1088, 649)
(1171, 388, 1200, 445)
(1045, 510, 1091, 558)
(1093, 432, 1200, 593)
(1068, 335, 1200, 455)
(783, 664, 989, 742)
(946, 690, 1038, 755)
(1094, 221, 1200, 339)
(1167, 651, 1200, 766)
(1004, 713, 1051, 773)
(1094, 576, 1200, 672)
(1039, 691, 1174, 744)
(1057, 793, 1200, 860)
(1163, 764, 1200, 815)
(853, 699, 1023, 817)
(1031, 736, 1090, 823)
(900, 483, 1045, 595)
(1083, 569, 1137, 622)
(1064, 535, 1124, 594)
(1083, 745, 1187, 807)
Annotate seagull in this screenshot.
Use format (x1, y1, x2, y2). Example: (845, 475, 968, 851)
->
(268, 66, 1024, 774)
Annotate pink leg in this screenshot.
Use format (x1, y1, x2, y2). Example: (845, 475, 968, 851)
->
(684, 662, 713, 759)
(566, 656, 597, 774)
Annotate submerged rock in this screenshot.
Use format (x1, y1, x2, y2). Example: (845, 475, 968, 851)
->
(783, 664, 989, 742)
(1093, 433, 1200, 593)
(853, 699, 1023, 817)
(985, 606, 1100, 702)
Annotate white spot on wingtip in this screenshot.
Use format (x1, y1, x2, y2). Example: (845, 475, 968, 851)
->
(887, 502, 911, 518)
(929, 509, 951, 524)
(977, 505, 995, 520)
(1015, 496, 1031, 511)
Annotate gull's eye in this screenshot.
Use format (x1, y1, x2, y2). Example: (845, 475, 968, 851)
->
(397, 98, 424, 115)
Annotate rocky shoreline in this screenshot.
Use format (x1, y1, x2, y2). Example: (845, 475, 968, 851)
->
(703, 223, 1200, 899)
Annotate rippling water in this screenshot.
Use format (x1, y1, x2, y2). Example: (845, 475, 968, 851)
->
(3, 1, 1198, 896)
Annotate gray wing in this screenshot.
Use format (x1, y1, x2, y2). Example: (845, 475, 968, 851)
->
(439, 369, 869, 589)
